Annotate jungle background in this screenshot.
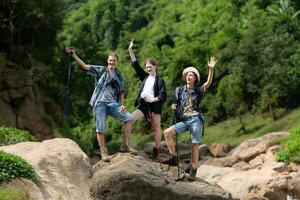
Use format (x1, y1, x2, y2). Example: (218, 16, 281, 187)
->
(1, 0, 300, 156)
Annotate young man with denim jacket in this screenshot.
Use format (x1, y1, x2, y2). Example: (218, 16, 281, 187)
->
(163, 57, 217, 181)
(65, 47, 137, 162)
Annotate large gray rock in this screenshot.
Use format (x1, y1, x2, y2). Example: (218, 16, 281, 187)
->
(0, 138, 92, 200)
(241, 174, 291, 200)
(229, 132, 288, 162)
(209, 143, 231, 158)
(91, 153, 232, 200)
(0, 67, 54, 139)
(17, 98, 52, 140)
(289, 172, 300, 199)
(1, 178, 44, 200)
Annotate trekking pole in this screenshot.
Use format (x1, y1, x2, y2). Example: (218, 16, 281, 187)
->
(64, 51, 72, 118)
(173, 110, 180, 181)
(147, 103, 163, 169)
(175, 128, 180, 180)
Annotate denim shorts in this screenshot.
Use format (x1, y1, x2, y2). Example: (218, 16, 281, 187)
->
(173, 116, 203, 144)
(93, 101, 134, 133)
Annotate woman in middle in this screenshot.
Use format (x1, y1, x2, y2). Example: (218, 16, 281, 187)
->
(128, 39, 167, 161)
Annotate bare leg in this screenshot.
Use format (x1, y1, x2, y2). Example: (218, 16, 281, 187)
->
(163, 127, 176, 155)
(151, 113, 161, 149)
(191, 143, 199, 169)
(123, 110, 144, 146)
(96, 132, 105, 148)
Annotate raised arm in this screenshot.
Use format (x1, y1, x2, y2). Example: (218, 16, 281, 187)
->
(128, 40, 148, 81)
(128, 39, 137, 62)
(203, 57, 217, 91)
(65, 47, 91, 71)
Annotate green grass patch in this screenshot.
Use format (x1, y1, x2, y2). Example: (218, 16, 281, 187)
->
(0, 126, 35, 146)
(0, 187, 32, 200)
(0, 151, 37, 183)
(276, 124, 300, 163)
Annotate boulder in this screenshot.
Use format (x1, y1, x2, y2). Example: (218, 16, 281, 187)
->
(209, 143, 231, 158)
(0, 178, 44, 200)
(289, 172, 300, 199)
(249, 155, 264, 169)
(232, 161, 252, 171)
(0, 138, 92, 200)
(198, 144, 209, 158)
(17, 98, 52, 140)
(241, 174, 291, 200)
(205, 156, 238, 167)
(229, 132, 288, 162)
(216, 168, 278, 199)
(91, 153, 232, 200)
(197, 164, 236, 184)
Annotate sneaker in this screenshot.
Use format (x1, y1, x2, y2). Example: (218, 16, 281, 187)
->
(162, 155, 178, 166)
(119, 144, 138, 155)
(100, 147, 110, 162)
(186, 168, 197, 181)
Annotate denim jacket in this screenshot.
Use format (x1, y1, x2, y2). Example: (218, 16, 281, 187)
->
(88, 65, 124, 107)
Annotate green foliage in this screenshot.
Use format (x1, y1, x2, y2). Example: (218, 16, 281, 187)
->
(0, 151, 37, 183)
(0, 126, 35, 146)
(0, 187, 32, 200)
(3, 0, 300, 154)
(0, 0, 70, 65)
(276, 124, 300, 163)
(70, 120, 96, 155)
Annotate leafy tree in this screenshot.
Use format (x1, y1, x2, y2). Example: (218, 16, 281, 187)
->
(217, 75, 247, 133)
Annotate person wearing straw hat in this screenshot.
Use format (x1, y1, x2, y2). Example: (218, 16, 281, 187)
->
(163, 57, 217, 181)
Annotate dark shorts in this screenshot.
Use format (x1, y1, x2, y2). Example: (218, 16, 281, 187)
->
(137, 98, 162, 118)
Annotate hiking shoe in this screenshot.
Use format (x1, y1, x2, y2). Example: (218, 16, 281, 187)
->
(184, 163, 192, 173)
(149, 147, 158, 159)
(119, 144, 138, 155)
(100, 147, 110, 162)
(186, 168, 197, 181)
(162, 155, 178, 166)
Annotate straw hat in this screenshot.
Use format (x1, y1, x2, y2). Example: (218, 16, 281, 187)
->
(182, 67, 200, 82)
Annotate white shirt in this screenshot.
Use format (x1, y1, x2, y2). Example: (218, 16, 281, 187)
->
(141, 75, 155, 99)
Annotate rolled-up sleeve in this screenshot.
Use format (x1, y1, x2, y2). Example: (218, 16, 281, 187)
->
(87, 65, 105, 78)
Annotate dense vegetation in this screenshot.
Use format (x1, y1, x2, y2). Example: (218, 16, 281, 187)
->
(277, 124, 300, 163)
(1, 0, 300, 154)
(0, 126, 35, 146)
(0, 151, 37, 183)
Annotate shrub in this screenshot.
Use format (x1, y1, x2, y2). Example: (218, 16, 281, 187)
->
(0, 126, 35, 146)
(0, 151, 37, 183)
(276, 125, 300, 163)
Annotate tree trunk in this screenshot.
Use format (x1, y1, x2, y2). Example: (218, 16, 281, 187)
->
(267, 93, 276, 121)
(237, 114, 246, 134)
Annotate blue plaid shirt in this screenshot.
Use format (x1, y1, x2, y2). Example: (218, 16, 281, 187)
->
(87, 65, 125, 107)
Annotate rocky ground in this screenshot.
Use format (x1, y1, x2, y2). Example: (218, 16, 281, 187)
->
(1, 131, 300, 200)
